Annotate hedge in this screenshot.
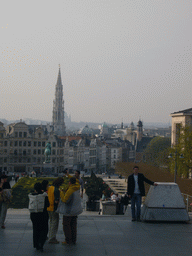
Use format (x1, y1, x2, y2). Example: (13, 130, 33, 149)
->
(9, 177, 69, 209)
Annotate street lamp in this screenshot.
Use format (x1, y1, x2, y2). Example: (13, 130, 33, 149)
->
(168, 150, 184, 183)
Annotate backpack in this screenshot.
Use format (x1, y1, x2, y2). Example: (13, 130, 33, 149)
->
(28, 193, 46, 213)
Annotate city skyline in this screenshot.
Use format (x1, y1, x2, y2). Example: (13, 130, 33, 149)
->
(1, 1, 191, 124)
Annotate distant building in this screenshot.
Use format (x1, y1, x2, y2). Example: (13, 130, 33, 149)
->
(52, 67, 66, 136)
(170, 108, 192, 146)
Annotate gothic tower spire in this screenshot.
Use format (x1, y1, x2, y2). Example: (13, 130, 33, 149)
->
(52, 66, 66, 136)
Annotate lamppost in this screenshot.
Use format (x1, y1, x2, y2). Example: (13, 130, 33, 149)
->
(168, 149, 183, 183)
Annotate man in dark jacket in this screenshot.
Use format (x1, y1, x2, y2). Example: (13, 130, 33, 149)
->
(127, 166, 157, 221)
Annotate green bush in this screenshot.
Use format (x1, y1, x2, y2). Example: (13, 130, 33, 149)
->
(83, 173, 112, 201)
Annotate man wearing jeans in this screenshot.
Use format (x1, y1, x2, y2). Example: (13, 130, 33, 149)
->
(127, 166, 157, 221)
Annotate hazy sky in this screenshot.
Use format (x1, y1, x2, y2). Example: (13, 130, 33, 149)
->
(1, 0, 191, 125)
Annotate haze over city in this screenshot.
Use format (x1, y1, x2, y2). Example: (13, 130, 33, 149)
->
(1, 0, 191, 125)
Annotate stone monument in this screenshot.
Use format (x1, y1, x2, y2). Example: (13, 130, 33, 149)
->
(141, 182, 189, 222)
(43, 142, 53, 175)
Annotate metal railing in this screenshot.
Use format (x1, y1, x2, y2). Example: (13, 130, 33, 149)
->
(181, 193, 192, 212)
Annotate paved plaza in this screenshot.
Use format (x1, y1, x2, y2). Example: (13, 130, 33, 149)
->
(1, 208, 192, 256)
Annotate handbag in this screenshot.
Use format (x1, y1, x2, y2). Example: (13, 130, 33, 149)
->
(56, 194, 74, 215)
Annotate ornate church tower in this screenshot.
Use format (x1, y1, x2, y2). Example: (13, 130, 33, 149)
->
(52, 66, 66, 136)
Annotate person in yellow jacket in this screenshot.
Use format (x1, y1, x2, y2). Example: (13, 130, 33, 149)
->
(59, 177, 82, 245)
(47, 177, 64, 244)
(63, 169, 84, 197)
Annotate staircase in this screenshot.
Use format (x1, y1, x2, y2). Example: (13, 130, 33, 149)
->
(103, 178, 127, 195)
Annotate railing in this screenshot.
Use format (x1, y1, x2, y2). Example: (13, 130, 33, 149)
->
(181, 193, 192, 212)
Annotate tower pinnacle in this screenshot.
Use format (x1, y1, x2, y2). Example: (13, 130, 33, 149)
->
(52, 67, 66, 136)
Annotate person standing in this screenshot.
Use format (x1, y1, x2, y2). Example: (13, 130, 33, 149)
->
(58, 177, 82, 245)
(41, 180, 50, 241)
(29, 183, 49, 252)
(127, 166, 157, 221)
(47, 177, 64, 244)
(0, 174, 11, 229)
(65, 169, 84, 198)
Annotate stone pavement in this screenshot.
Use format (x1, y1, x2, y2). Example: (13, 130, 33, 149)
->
(1, 208, 192, 256)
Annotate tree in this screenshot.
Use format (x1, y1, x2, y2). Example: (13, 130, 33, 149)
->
(144, 137, 171, 167)
(169, 126, 192, 178)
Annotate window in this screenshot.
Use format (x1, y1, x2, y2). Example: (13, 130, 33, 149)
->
(53, 142, 56, 147)
(4, 158, 7, 163)
(10, 141, 13, 147)
(23, 150, 26, 156)
(34, 141, 37, 147)
(14, 150, 17, 155)
(42, 149, 44, 154)
(28, 141, 31, 146)
(114, 155, 116, 159)
(19, 132, 22, 138)
(52, 158, 55, 163)
(19, 141, 22, 147)
(38, 142, 41, 147)
(24, 132, 27, 138)
(52, 150, 56, 155)
(60, 149, 64, 155)
(4, 141, 7, 147)
(15, 132, 18, 137)
(69, 152, 73, 157)
(0, 133, 3, 138)
(14, 141, 18, 146)
(28, 149, 31, 154)
(42, 142, 45, 147)
(23, 141, 26, 147)
(27, 158, 31, 163)
(38, 149, 41, 155)
(33, 149, 36, 155)
(176, 123, 181, 145)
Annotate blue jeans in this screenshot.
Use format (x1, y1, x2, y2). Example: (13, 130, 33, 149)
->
(131, 194, 141, 219)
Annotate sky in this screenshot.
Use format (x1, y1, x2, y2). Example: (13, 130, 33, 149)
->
(0, 0, 191, 125)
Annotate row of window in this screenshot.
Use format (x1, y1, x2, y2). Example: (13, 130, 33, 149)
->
(0, 157, 65, 164)
(15, 132, 27, 138)
(1, 141, 59, 147)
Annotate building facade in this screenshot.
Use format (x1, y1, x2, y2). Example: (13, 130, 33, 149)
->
(170, 108, 192, 146)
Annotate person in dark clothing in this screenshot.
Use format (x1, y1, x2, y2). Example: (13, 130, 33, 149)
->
(29, 183, 49, 252)
(41, 180, 50, 241)
(127, 166, 157, 221)
(120, 193, 129, 214)
(0, 174, 11, 229)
